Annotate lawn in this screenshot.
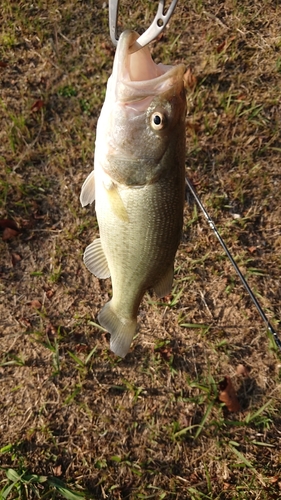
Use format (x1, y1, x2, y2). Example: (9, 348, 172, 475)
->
(1, 1, 281, 498)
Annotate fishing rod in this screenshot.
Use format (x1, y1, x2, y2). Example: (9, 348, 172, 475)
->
(108, 0, 281, 351)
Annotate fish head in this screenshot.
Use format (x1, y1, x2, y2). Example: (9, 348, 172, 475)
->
(99, 30, 187, 186)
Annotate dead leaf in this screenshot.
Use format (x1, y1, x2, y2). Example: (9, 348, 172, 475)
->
(237, 93, 247, 101)
(184, 67, 197, 89)
(30, 99, 44, 113)
(0, 219, 20, 240)
(46, 323, 56, 338)
(76, 344, 88, 353)
(52, 464, 62, 477)
(0, 219, 19, 230)
(3, 227, 20, 241)
(236, 364, 250, 377)
(218, 376, 240, 412)
(269, 476, 279, 483)
(100, 42, 115, 56)
(223, 483, 231, 490)
(11, 253, 22, 266)
(156, 32, 164, 42)
(0, 61, 8, 68)
(45, 289, 55, 299)
(217, 40, 227, 53)
(30, 300, 41, 309)
(247, 246, 257, 254)
(186, 121, 200, 134)
(155, 345, 173, 362)
(216, 36, 236, 53)
(19, 317, 32, 328)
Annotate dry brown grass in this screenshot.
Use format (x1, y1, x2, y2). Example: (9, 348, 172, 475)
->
(1, 1, 281, 499)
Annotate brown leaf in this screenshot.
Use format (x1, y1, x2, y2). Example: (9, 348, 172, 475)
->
(216, 36, 236, 53)
(155, 346, 173, 362)
(186, 121, 200, 133)
(30, 99, 44, 113)
(0, 61, 8, 68)
(100, 42, 115, 56)
(0, 219, 20, 240)
(0, 219, 19, 230)
(30, 300, 41, 309)
(247, 246, 257, 254)
(76, 344, 88, 353)
(184, 67, 197, 89)
(19, 317, 32, 328)
(223, 483, 231, 490)
(218, 376, 240, 412)
(269, 476, 279, 483)
(52, 465, 62, 477)
(46, 323, 57, 338)
(3, 227, 20, 241)
(236, 364, 250, 377)
(45, 289, 55, 299)
(11, 252, 22, 266)
(216, 40, 227, 53)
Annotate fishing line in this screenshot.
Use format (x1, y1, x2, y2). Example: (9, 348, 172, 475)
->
(185, 176, 281, 351)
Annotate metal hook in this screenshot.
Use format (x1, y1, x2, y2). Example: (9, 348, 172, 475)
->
(109, 0, 120, 47)
(109, 0, 179, 52)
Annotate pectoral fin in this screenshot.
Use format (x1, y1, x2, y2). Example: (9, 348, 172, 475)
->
(106, 183, 129, 222)
(80, 170, 95, 207)
(153, 266, 174, 298)
(83, 238, 110, 279)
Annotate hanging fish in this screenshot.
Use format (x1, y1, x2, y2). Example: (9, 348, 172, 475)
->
(80, 30, 186, 357)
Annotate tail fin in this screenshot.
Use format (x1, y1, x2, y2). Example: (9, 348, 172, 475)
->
(98, 301, 137, 358)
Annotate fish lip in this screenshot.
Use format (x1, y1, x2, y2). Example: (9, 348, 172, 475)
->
(112, 30, 185, 102)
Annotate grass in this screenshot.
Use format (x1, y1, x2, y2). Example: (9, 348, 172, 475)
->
(0, 468, 87, 499)
(1, 0, 281, 499)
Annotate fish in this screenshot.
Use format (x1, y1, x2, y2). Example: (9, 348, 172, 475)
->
(80, 30, 186, 358)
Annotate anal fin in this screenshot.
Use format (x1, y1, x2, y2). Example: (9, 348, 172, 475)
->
(106, 183, 129, 222)
(153, 266, 174, 298)
(83, 238, 110, 279)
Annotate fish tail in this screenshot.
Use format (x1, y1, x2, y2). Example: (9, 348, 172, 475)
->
(98, 301, 137, 358)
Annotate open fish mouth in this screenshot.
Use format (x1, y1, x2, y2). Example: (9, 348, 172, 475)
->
(101, 29, 187, 184)
(112, 30, 185, 106)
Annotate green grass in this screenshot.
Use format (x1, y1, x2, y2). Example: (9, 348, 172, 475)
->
(0, 468, 88, 499)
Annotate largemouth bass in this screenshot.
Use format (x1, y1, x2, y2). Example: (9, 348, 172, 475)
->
(80, 30, 186, 357)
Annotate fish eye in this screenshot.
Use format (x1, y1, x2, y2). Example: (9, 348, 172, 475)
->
(150, 111, 166, 131)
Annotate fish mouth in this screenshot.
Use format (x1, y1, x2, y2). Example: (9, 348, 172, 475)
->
(112, 30, 185, 107)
